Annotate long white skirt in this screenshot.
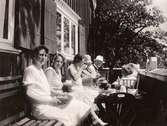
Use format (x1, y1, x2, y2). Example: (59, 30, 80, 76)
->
(70, 85, 99, 106)
(32, 97, 90, 126)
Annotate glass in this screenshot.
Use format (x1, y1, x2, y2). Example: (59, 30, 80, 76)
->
(115, 84, 121, 91)
(55, 60, 63, 64)
(71, 24, 75, 55)
(56, 12, 61, 52)
(39, 53, 47, 57)
(0, 0, 8, 39)
(64, 17, 70, 54)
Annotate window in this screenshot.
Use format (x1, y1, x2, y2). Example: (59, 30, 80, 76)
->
(56, 12, 62, 52)
(56, 11, 78, 59)
(71, 24, 76, 55)
(64, 17, 70, 54)
(0, 0, 8, 39)
(0, 52, 21, 77)
(0, 0, 17, 53)
(55, 0, 80, 60)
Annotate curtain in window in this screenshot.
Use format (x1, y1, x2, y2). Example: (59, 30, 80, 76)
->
(14, 0, 42, 49)
(0, 0, 7, 38)
(14, 0, 57, 53)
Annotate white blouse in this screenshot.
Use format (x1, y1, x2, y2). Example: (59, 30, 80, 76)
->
(23, 65, 90, 126)
(45, 67, 63, 90)
(68, 64, 82, 86)
(23, 65, 52, 103)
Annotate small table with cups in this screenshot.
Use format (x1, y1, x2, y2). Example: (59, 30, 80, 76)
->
(92, 77, 144, 126)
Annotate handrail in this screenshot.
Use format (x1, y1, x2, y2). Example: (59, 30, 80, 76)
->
(139, 70, 167, 82)
(112, 68, 122, 70)
(0, 75, 22, 82)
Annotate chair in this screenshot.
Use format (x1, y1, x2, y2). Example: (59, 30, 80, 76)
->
(120, 77, 137, 89)
(94, 92, 136, 126)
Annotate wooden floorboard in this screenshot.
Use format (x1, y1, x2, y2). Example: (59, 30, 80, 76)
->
(13, 117, 30, 126)
(54, 121, 64, 126)
(12, 116, 65, 126)
(45, 120, 58, 126)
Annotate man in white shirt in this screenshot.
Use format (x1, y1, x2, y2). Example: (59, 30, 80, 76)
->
(93, 55, 105, 78)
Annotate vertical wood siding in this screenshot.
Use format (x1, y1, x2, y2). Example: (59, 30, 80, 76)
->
(0, 0, 58, 124)
(44, 0, 57, 54)
(63, 0, 91, 54)
(63, 0, 91, 27)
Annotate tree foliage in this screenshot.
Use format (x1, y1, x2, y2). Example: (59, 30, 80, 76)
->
(91, 0, 166, 68)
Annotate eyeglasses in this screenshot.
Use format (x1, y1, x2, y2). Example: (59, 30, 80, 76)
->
(39, 53, 48, 57)
(55, 60, 63, 64)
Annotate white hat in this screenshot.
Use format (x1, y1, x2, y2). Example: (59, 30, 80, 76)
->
(94, 55, 105, 63)
(83, 54, 92, 63)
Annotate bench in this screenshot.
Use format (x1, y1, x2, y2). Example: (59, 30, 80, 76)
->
(0, 76, 65, 126)
(12, 117, 64, 126)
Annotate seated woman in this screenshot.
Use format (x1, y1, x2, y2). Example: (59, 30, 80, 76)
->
(23, 46, 90, 126)
(68, 54, 87, 87)
(82, 54, 97, 79)
(81, 54, 98, 87)
(44, 53, 106, 125)
(45, 53, 65, 94)
(67, 54, 100, 106)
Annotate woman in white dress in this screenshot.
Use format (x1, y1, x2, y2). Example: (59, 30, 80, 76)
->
(82, 54, 97, 79)
(45, 53, 64, 94)
(68, 54, 87, 87)
(23, 46, 90, 126)
(67, 54, 99, 106)
(67, 54, 107, 125)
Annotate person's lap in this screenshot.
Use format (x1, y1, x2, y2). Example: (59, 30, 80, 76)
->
(32, 97, 90, 126)
(69, 85, 99, 106)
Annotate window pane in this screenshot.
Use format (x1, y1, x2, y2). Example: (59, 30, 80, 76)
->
(0, 0, 8, 39)
(64, 17, 70, 54)
(0, 52, 21, 77)
(71, 24, 75, 55)
(56, 12, 61, 52)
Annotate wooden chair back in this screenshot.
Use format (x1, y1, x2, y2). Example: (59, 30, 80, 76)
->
(120, 77, 137, 89)
(95, 92, 136, 126)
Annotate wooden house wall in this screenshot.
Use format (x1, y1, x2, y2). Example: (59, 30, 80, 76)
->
(44, 0, 57, 54)
(0, 0, 92, 123)
(63, 0, 91, 54)
(1, 0, 91, 76)
(0, 0, 58, 122)
(0, 0, 91, 80)
(63, 0, 91, 26)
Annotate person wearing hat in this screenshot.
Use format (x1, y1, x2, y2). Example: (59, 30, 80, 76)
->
(93, 55, 105, 78)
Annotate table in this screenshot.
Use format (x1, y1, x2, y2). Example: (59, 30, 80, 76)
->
(94, 89, 140, 126)
(138, 69, 167, 99)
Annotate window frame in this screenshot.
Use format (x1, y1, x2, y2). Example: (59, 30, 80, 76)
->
(55, 0, 80, 60)
(0, 0, 20, 54)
